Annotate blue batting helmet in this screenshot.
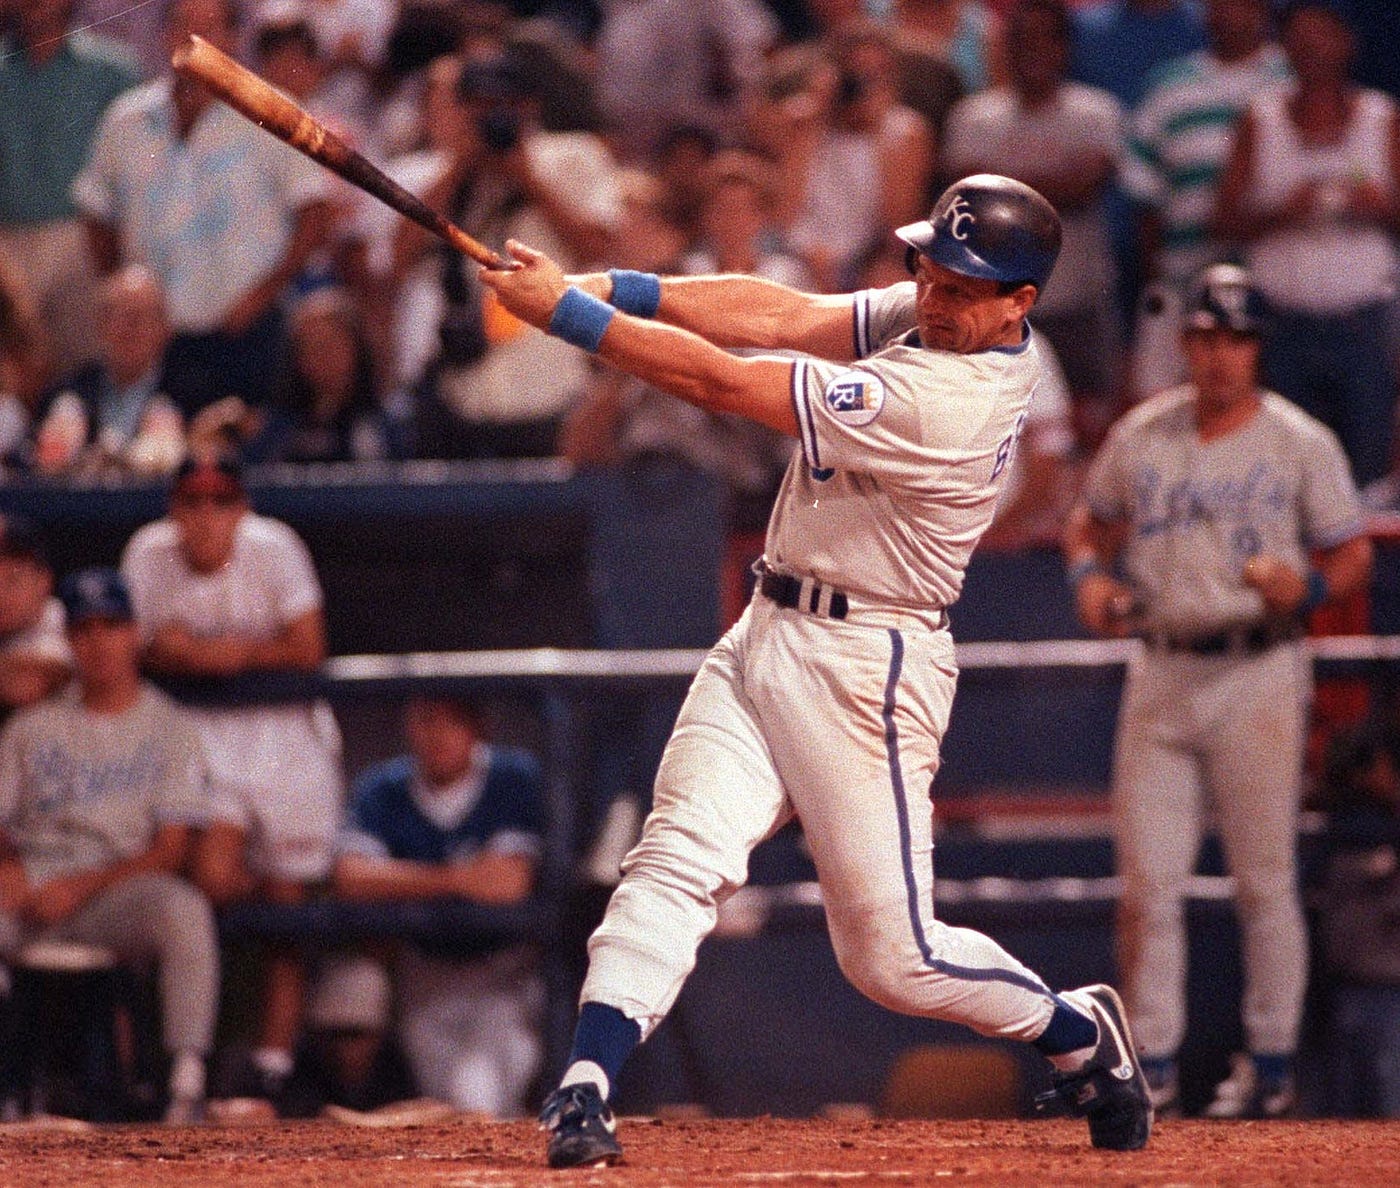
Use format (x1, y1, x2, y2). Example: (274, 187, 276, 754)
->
(896, 174, 1062, 292)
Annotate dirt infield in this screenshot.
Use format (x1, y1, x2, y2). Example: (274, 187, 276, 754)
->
(2, 1115, 1399, 1187)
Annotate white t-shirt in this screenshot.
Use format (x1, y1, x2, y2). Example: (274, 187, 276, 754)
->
(0, 597, 72, 671)
(1243, 85, 1398, 314)
(120, 513, 342, 800)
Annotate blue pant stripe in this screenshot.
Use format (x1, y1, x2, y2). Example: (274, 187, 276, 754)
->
(882, 628, 1052, 998)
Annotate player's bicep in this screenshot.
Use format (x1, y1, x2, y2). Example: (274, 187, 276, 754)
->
(706, 356, 802, 437)
(595, 315, 799, 436)
(780, 294, 862, 361)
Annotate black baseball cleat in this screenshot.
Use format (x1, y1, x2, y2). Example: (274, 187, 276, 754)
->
(1035, 984, 1153, 1151)
(539, 1083, 624, 1169)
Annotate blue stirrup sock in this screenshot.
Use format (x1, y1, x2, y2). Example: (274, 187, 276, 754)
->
(559, 1002, 642, 1099)
(1034, 995, 1100, 1058)
(607, 269, 661, 317)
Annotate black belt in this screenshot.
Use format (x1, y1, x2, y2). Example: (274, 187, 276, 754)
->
(757, 568, 849, 620)
(1143, 623, 1302, 655)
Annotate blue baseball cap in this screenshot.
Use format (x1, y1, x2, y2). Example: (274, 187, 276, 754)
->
(59, 567, 134, 625)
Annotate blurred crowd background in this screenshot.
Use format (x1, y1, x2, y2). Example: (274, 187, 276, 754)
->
(0, 0, 1394, 543)
(4, 0, 1400, 1131)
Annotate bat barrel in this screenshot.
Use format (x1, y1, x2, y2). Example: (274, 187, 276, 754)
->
(171, 35, 510, 270)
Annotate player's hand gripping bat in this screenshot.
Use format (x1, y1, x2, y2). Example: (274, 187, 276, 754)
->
(171, 34, 512, 270)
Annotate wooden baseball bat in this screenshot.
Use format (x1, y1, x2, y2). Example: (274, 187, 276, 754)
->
(171, 34, 511, 270)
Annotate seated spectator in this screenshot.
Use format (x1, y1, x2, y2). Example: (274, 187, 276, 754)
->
(29, 265, 185, 480)
(251, 0, 397, 151)
(680, 150, 811, 288)
(944, 0, 1126, 449)
(0, 567, 217, 1124)
(1070, 0, 1207, 112)
(309, 696, 543, 1117)
(0, 0, 140, 377)
(606, 169, 690, 274)
(193, 288, 408, 465)
(1068, 0, 1209, 333)
(0, 516, 71, 718)
(393, 50, 621, 459)
(1316, 721, 1400, 1117)
(71, 0, 337, 418)
(120, 456, 344, 1114)
(648, 125, 721, 248)
(1120, 0, 1288, 401)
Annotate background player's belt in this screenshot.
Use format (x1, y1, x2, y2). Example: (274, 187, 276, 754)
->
(1142, 622, 1303, 656)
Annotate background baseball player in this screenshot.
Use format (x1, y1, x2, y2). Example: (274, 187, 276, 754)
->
(0, 567, 217, 1124)
(1062, 263, 1373, 1117)
(309, 694, 544, 1118)
(480, 174, 1153, 1168)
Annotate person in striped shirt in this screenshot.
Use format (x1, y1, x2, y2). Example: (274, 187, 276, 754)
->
(1119, 0, 1289, 400)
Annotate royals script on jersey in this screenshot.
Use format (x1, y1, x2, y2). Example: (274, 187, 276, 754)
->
(765, 281, 1042, 610)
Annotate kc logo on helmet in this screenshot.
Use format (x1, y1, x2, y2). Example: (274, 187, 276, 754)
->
(945, 195, 976, 241)
(824, 371, 885, 426)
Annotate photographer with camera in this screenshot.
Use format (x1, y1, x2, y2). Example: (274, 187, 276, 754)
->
(391, 51, 622, 461)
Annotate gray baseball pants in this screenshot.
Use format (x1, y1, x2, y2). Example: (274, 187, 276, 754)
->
(1113, 642, 1310, 1059)
(0, 872, 219, 1056)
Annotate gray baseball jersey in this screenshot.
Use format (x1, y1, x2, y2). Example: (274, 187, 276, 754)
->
(1083, 387, 1363, 636)
(769, 281, 1043, 610)
(0, 684, 220, 1061)
(1079, 384, 1364, 1064)
(0, 684, 209, 886)
(582, 283, 1070, 1049)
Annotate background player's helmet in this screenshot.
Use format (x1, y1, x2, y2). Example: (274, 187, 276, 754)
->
(1183, 263, 1266, 335)
(896, 174, 1062, 292)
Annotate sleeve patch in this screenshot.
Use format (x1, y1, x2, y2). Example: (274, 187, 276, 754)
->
(823, 371, 885, 426)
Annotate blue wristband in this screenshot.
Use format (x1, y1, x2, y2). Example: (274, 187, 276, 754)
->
(1304, 569, 1329, 612)
(607, 269, 661, 318)
(549, 286, 615, 352)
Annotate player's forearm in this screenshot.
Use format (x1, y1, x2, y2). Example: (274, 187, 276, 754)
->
(1061, 504, 1117, 570)
(56, 829, 189, 903)
(331, 854, 459, 902)
(447, 852, 536, 906)
(574, 270, 854, 357)
(1316, 535, 1375, 606)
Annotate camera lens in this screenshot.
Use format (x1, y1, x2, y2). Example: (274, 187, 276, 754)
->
(479, 107, 521, 153)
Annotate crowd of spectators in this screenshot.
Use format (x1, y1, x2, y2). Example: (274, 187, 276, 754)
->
(2, 0, 1400, 1126)
(0, 1, 1394, 515)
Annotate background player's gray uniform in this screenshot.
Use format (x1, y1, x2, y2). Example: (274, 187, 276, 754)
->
(1082, 388, 1364, 1061)
(0, 684, 219, 1060)
(582, 282, 1070, 1043)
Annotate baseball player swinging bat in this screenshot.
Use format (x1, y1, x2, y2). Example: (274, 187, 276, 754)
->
(170, 34, 511, 270)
